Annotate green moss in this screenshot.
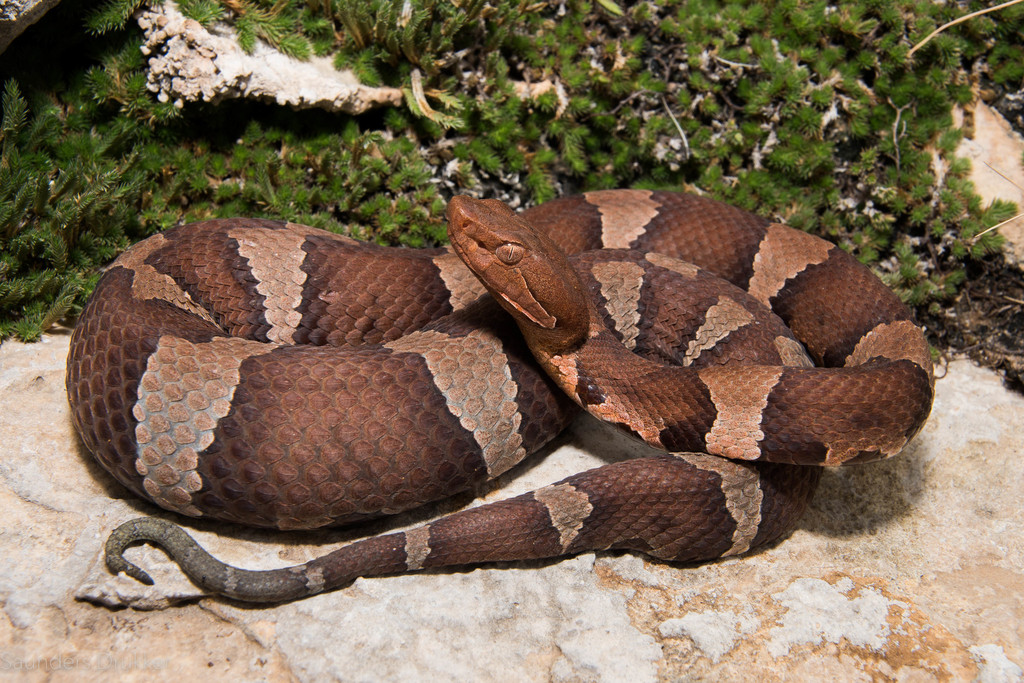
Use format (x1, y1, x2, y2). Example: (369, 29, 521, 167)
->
(0, 80, 145, 341)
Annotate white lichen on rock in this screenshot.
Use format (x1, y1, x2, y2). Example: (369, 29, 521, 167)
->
(969, 644, 1024, 683)
(659, 609, 759, 662)
(767, 577, 904, 656)
(136, 1, 403, 113)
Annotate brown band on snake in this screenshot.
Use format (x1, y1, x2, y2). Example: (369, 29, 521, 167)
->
(674, 454, 763, 556)
(757, 362, 932, 465)
(627, 191, 771, 288)
(385, 327, 529, 478)
(191, 343, 502, 530)
(111, 234, 218, 325)
(293, 232, 355, 346)
(403, 525, 433, 571)
(293, 232, 456, 347)
(133, 334, 276, 516)
(845, 319, 932, 377)
(683, 296, 756, 366)
(698, 365, 785, 461)
(747, 223, 834, 307)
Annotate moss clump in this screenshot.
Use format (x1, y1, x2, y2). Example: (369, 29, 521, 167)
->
(0, 81, 145, 341)
(136, 113, 450, 245)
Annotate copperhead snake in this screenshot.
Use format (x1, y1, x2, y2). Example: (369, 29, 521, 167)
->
(65, 189, 934, 602)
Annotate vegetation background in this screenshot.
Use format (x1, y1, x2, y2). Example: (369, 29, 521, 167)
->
(1, 0, 1021, 378)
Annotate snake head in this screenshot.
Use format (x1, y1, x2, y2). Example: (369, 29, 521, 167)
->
(447, 196, 589, 348)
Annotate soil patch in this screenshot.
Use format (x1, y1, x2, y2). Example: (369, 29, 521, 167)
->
(924, 255, 1024, 392)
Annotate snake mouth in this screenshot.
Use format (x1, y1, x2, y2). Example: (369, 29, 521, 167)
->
(494, 278, 557, 329)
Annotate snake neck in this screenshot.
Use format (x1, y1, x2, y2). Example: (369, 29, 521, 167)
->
(511, 285, 591, 358)
(525, 302, 656, 409)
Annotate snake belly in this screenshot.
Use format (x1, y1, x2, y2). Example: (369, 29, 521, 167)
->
(67, 190, 934, 602)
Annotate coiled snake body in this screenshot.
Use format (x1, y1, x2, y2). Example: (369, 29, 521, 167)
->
(66, 190, 934, 602)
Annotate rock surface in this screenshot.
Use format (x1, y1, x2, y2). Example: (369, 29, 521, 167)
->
(0, 0, 60, 54)
(137, 1, 403, 114)
(0, 331, 1022, 681)
(958, 102, 1024, 266)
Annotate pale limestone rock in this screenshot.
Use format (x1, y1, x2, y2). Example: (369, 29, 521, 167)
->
(0, 0, 59, 54)
(956, 102, 1024, 265)
(0, 330, 1022, 680)
(136, 1, 403, 114)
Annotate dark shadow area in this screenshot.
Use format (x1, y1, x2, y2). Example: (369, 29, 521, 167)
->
(799, 441, 929, 538)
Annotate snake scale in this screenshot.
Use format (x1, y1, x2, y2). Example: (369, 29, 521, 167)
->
(65, 189, 934, 602)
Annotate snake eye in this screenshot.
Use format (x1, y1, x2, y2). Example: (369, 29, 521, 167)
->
(495, 242, 524, 265)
